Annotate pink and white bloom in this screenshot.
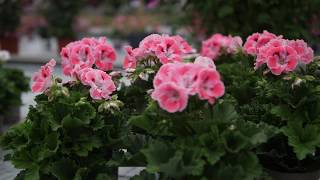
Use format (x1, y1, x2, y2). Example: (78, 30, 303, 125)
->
(123, 34, 194, 69)
(152, 61, 225, 112)
(153, 63, 181, 88)
(257, 39, 299, 75)
(197, 69, 225, 104)
(32, 59, 56, 93)
(155, 36, 183, 64)
(201, 33, 242, 60)
(80, 68, 116, 100)
(194, 56, 216, 69)
(171, 63, 202, 95)
(60, 37, 117, 78)
(94, 44, 116, 71)
(288, 40, 314, 64)
(243, 30, 279, 55)
(151, 82, 188, 113)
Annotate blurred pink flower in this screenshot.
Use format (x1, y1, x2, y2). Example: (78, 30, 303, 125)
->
(244, 30, 279, 55)
(288, 40, 314, 64)
(201, 33, 242, 60)
(32, 59, 56, 93)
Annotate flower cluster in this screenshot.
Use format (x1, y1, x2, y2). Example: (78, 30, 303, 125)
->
(244, 31, 314, 75)
(32, 59, 56, 93)
(243, 30, 280, 56)
(201, 33, 243, 60)
(152, 59, 225, 113)
(60, 37, 116, 77)
(80, 68, 116, 100)
(32, 37, 117, 100)
(123, 34, 194, 69)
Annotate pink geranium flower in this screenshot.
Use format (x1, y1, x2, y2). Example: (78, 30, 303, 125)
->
(32, 59, 56, 93)
(243, 30, 279, 55)
(153, 63, 181, 88)
(194, 56, 216, 69)
(201, 33, 242, 60)
(171, 63, 202, 95)
(155, 36, 183, 64)
(197, 69, 225, 104)
(123, 34, 194, 69)
(94, 44, 116, 71)
(60, 37, 116, 78)
(288, 40, 314, 64)
(80, 68, 116, 100)
(256, 38, 299, 75)
(152, 60, 225, 112)
(151, 82, 188, 113)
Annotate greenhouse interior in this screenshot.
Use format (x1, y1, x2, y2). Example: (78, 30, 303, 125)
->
(1, 0, 320, 180)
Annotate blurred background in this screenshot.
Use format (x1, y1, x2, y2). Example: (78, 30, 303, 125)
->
(0, 0, 320, 178)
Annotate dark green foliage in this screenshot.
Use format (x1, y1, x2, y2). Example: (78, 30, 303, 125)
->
(218, 51, 320, 171)
(0, 64, 29, 114)
(130, 99, 276, 179)
(185, 0, 320, 42)
(41, 0, 84, 38)
(0, 0, 21, 36)
(0, 82, 130, 180)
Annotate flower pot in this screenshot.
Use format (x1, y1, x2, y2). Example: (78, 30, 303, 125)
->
(4, 106, 20, 125)
(58, 38, 74, 51)
(0, 36, 18, 54)
(266, 169, 320, 180)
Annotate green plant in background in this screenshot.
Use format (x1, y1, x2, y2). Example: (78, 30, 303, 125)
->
(41, 0, 84, 38)
(0, 0, 21, 37)
(0, 63, 29, 115)
(0, 81, 132, 179)
(184, 0, 320, 43)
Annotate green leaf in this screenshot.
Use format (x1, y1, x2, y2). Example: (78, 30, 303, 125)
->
(222, 131, 249, 153)
(282, 121, 320, 160)
(270, 105, 291, 119)
(143, 140, 205, 177)
(73, 168, 88, 180)
(62, 115, 89, 129)
(210, 101, 238, 123)
(24, 166, 40, 180)
(50, 158, 77, 180)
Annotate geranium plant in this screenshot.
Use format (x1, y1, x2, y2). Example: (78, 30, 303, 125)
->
(241, 32, 320, 173)
(200, 30, 320, 175)
(117, 34, 275, 179)
(0, 37, 133, 179)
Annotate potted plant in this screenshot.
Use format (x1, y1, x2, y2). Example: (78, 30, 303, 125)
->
(0, 37, 138, 179)
(242, 32, 320, 180)
(200, 31, 320, 179)
(115, 34, 275, 179)
(0, 50, 29, 132)
(0, 0, 22, 53)
(41, 0, 84, 50)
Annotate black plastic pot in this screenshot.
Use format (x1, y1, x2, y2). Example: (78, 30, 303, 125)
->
(267, 169, 320, 180)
